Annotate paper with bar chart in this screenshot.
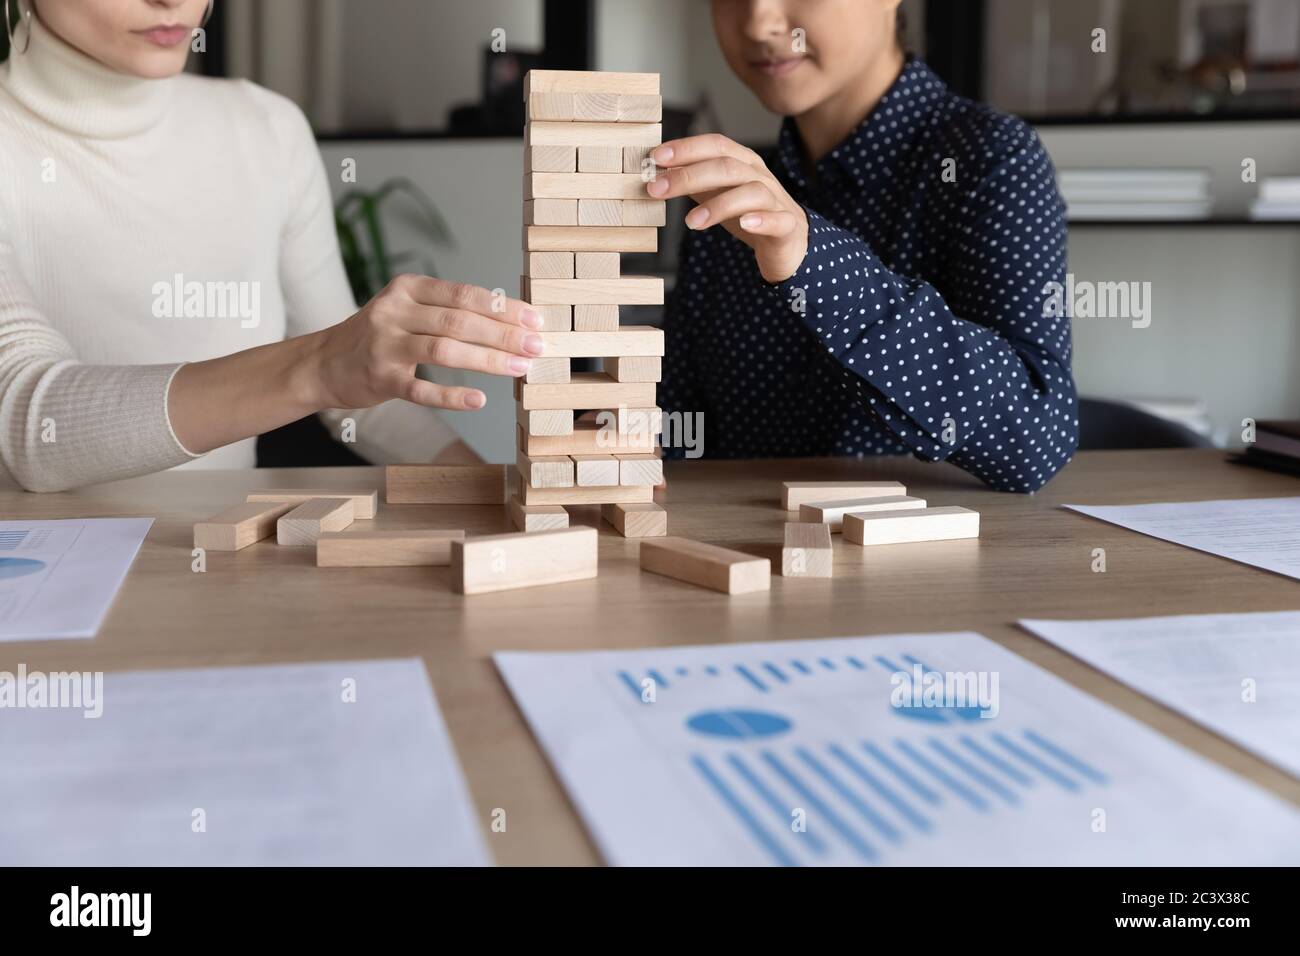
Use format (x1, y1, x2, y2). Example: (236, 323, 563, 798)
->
(496, 633, 1300, 865)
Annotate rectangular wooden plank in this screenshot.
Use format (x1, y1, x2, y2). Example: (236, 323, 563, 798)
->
(623, 145, 653, 174)
(526, 173, 647, 200)
(573, 303, 619, 331)
(617, 94, 662, 122)
(515, 405, 575, 436)
(534, 304, 572, 332)
(523, 200, 578, 227)
(524, 226, 656, 253)
(525, 251, 575, 278)
(602, 502, 667, 538)
(526, 121, 662, 148)
(617, 453, 663, 486)
(621, 199, 666, 226)
(603, 355, 661, 382)
(520, 483, 654, 506)
(518, 421, 654, 457)
(575, 251, 619, 279)
(194, 500, 296, 551)
(384, 465, 507, 505)
(525, 145, 576, 173)
(781, 481, 909, 510)
(527, 91, 574, 121)
(780, 522, 833, 577)
(517, 450, 575, 488)
(843, 506, 980, 546)
(799, 495, 928, 531)
(524, 356, 571, 384)
(451, 526, 597, 595)
(508, 496, 570, 533)
(525, 70, 659, 98)
(573, 454, 619, 487)
(573, 91, 619, 122)
(537, 327, 663, 357)
(316, 529, 465, 567)
(245, 488, 377, 520)
(577, 145, 622, 172)
(277, 497, 355, 547)
(519, 373, 656, 410)
(527, 278, 664, 306)
(639, 537, 771, 595)
(577, 198, 622, 226)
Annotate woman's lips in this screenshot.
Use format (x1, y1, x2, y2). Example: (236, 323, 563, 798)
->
(133, 25, 192, 47)
(751, 57, 807, 78)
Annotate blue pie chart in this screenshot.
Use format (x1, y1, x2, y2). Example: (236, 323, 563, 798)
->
(686, 709, 793, 739)
(0, 557, 45, 580)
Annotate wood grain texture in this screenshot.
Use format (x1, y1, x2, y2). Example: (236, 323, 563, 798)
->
(640, 536, 771, 594)
(573, 454, 619, 487)
(526, 173, 647, 200)
(526, 91, 574, 121)
(780, 522, 833, 577)
(603, 356, 661, 382)
(517, 450, 575, 488)
(277, 497, 355, 546)
(526, 121, 662, 148)
(385, 465, 507, 505)
(524, 226, 656, 253)
(524, 357, 571, 385)
(525, 70, 659, 97)
(537, 327, 663, 357)
(518, 421, 654, 457)
(451, 526, 598, 595)
(844, 506, 980, 545)
(577, 198, 622, 226)
(523, 201, 578, 227)
(246, 488, 377, 519)
(316, 529, 465, 567)
(534, 304, 572, 332)
(574, 252, 619, 279)
(623, 145, 653, 174)
(799, 495, 928, 531)
(621, 199, 666, 226)
(526, 251, 575, 277)
(527, 278, 663, 306)
(508, 496, 570, 533)
(602, 502, 667, 538)
(193, 501, 295, 551)
(573, 92, 619, 121)
(519, 373, 656, 411)
(617, 94, 662, 122)
(781, 480, 908, 510)
(524, 145, 577, 173)
(519, 483, 654, 506)
(573, 304, 619, 331)
(617, 453, 663, 487)
(515, 406, 575, 436)
(577, 146, 622, 172)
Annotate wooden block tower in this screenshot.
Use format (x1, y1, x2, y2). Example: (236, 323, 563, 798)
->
(512, 70, 668, 538)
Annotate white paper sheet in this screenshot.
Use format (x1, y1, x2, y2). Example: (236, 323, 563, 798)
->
(0, 658, 489, 865)
(496, 633, 1300, 866)
(0, 518, 153, 641)
(1064, 497, 1300, 580)
(1021, 611, 1300, 779)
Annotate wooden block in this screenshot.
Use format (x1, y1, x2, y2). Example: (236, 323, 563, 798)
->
(844, 506, 980, 546)
(577, 146, 622, 172)
(518, 421, 654, 457)
(780, 523, 833, 578)
(575, 251, 619, 279)
(527, 91, 575, 121)
(525, 70, 659, 98)
(526, 121, 662, 149)
(621, 199, 667, 227)
(451, 526, 597, 595)
(525, 145, 577, 173)
(194, 500, 296, 551)
(639, 537, 770, 595)
(524, 226, 656, 253)
(316, 529, 465, 567)
(799, 495, 928, 531)
(535, 304, 572, 331)
(617, 453, 663, 486)
(781, 481, 909, 511)
(573, 454, 619, 487)
(617, 94, 662, 122)
(527, 278, 664, 306)
(574, 303, 619, 331)
(508, 496, 570, 533)
(517, 450, 575, 488)
(520, 483, 654, 506)
(524, 356, 571, 384)
(526, 251, 575, 278)
(523, 201, 578, 227)
(624, 145, 654, 175)
(572, 91, 620, 122)
(277, 497, 354, 546)
(616, 406, 663, 437)
(578, 198, 623, 227)
(603, 356, 661, 382)
(516, 405, 575, 436)
(385, 465, 507, 505)
(520, 373, 656, 410)
(245, 488, 377, 520)
(602, 502, 667, 538)
(526, 173, 648, 200)
(538, 327, 663, 357)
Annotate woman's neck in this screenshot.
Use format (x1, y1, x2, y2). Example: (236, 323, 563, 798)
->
(795, 45, 906, 165)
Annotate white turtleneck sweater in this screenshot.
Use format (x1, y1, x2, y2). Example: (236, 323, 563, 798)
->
(0, 16, 456, 492)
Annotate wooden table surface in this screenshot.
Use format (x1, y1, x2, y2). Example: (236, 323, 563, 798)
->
(3, 449, 1298, 864)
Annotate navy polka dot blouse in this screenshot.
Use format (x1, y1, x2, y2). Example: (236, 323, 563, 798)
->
(661, 58, 1078, 493)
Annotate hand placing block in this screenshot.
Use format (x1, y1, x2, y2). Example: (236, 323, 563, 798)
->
(781, 481, 907, 511)
(194, 500, 296, 551)
(246, 488, 377, 520)
(316, 529, 465, 567)
(780, 523, 833, 577)
(640, 536, 771, 595)
(799, 495, 928, 531)
(451, 526, 597, 595)
(508, 496, 570, 533)
(602, 502, 666, 537)
(277, 497, 355, 547)
(385, 465, 508, 505)
(843, 506, 980, 545)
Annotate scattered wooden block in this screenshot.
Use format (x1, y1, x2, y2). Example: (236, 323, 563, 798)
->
(623, 145, 653, 175)
(617, 453, 663, 486)
(519, 483, 654, 506)
(517, 450, 575, 488)
(527, 91, 574, 121)
(575, 252, 619, 279)
(525, 145, 577, 173)
(385, 465, 507, 505)
(617, 94, 662, 122)
(516, 405, 575, 436)
(621, 199, 666, 226)
(508, 496, 570, 533)
(523, 201, 578, 227)
(525, 251, 575, 279)
(799, 495, 928, 531)
(577, 198, 623, 226)
(519, 372, 656, 410)
(452, 526, 597, 595)
(518, 421, 654, 457)
(639, 537, 770, 595)
(193, 500, 296, 551)
(527, 278, 664, 306)
(316, 529, 465, 567)
(780, 523, 833, 577)
(572, 91, 620, 122)
(573, 454, 619, 487)
(277, 497, 355, 546)
(577, 146, 622, 172)
(573, 303, 619, 331)
(537, 327, 663, 357)
(524, 356, 571, 384)
(525, 173, 648, 200)
(526, 121, 662, 149)
(602, 502, 667, 538)
(534, 304, 572, 331)
(781, 481, 908, 511)
(525, 70, 659, 98)
(524, 225, 656, 253)
(843, 506, 980, 546)
(245, 488, 377, 519)
(603, 355, 661, 382)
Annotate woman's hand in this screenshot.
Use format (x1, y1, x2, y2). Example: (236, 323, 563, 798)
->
(647, 134, 808, 283)
(309, 275, 544, 411)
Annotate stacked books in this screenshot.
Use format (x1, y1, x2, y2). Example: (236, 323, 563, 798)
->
(1250, 177, 1300, 220)
(1057, 169, 1213, 221)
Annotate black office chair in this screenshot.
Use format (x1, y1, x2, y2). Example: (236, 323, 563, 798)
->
(1077, 397, 1214, 451)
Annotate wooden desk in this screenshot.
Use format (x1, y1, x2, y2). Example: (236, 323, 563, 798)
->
(2, 449, 1297, 864)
